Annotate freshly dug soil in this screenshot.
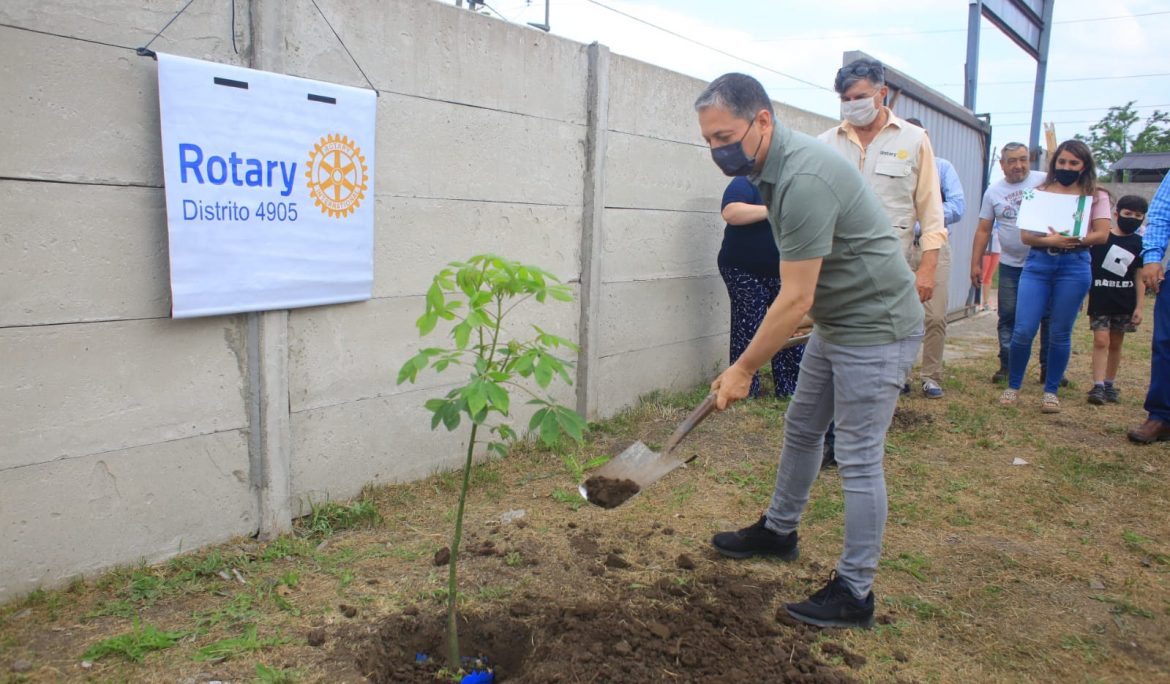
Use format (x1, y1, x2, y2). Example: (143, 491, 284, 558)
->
(345, 570, 859, 683)
(582, 475, 640, 508)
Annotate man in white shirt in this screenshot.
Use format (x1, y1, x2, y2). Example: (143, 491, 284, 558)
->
(970, 142, 1050, 383)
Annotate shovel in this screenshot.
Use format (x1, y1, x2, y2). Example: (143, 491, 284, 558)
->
(579, 332, 811, 509)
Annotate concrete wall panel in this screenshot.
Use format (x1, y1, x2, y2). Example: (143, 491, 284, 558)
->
(776, 103, 838, 138)
(0, 181, 169, 326)
(288, 291, 579, 414)
(290, 390, 471, 511)
(597, 277, 727, 358)
(601, 208, 722, 283)
(277, 0, 589, 124)
(373, 196, 581, 299)
(594, 334, 727, 417)
(0, 429, 254, 602)
(0, 30, 161, 186)
(1, 318, 247, 469)
(604, 131, 725, 212)
(0, 0, 250, 65)
(607, 54, 707, 143)
(377, 94, 586, 206)
(606, 55, 836, 142)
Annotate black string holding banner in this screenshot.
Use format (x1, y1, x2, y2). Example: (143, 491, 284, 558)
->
(137, 0, 199, 60)
(308, 0, 379, 96)
(134, 0, 377, 96)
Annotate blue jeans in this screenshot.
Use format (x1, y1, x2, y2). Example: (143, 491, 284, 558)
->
(765, 330, 922, 599)
(1008, 250, 1091, 393)
(1144, 284, 1170, 422)
(997, 263, 1051, 370)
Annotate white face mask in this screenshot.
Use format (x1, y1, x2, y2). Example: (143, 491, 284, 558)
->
(841, 96, 879, 127)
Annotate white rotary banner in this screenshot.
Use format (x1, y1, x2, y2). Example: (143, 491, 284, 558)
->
(157, 53, 376, 318)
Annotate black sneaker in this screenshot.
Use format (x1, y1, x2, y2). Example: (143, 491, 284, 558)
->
(1087, 385, 1106, 405)
(711, 516, 799, 560)
(900, 382, 911, 396)
(821, 439, 837, 470)
(785, 571, 875, 629)
(991, 366, 1008, 383)
(1104, 386, 1120, 403)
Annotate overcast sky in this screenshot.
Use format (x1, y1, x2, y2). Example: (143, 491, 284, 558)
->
(477, 0, 1168, 172)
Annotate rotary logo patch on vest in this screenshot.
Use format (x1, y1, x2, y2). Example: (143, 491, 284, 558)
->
(896, 149, 909, 160)
(306, 133, 369, 218)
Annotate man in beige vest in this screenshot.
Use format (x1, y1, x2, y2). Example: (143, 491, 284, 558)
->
(818, 58, 948, 399)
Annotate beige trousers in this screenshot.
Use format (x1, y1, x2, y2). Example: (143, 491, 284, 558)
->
(908, 242, 950, 383)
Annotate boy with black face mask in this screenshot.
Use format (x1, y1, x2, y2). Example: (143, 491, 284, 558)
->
(1086, 194, 1150, 404)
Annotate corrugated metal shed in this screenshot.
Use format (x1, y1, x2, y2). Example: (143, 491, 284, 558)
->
(843, 50, 993, 319)
(1112, 152, 1170, 171)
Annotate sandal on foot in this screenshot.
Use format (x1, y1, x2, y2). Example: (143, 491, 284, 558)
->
(1041, 392, 1061, 413)
(999, 389, 1019, 406)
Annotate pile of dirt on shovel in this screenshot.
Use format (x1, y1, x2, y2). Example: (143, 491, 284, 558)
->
(342, 570, 867, 683)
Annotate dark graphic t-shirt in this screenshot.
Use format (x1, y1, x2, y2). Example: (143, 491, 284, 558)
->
(1088, 232, 1144, 316)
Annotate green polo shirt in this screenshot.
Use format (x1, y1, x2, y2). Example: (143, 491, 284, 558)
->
(752, 124, 922, 346)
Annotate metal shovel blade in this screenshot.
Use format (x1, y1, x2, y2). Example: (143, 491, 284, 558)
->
(577, 332, 810, 509)
(578, 393, 717, 508)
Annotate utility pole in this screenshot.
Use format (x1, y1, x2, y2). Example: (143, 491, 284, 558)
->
(964, 0, 981, 110)
(1028, 1, 1055, 170)
(528, 0, 551, 32)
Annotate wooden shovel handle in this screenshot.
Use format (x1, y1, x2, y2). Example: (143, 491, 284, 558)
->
(660, 333, 809, 460)
(661, 393, 718, 457)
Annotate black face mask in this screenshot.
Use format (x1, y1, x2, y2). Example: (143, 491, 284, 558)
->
(711, 117, 761, 177)
(1117, 216, 1143, 233)
(1054, 168, 1082, 186)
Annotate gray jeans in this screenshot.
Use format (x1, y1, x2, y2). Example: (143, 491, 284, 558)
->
(764, 330, 923, 599)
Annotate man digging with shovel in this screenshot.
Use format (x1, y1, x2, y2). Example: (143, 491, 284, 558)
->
(695, 73, 923, 629)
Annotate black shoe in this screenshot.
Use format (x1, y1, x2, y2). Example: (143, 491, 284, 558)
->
(900, 382, 911, 396)
(1104, 386, 1120, 403)
(785, 571, 875, 629)
(1087, 385, 1106, 405)
(821, 440, 837, 470)
(991, 366, 1008, 383)
(711, 516, 799, 560)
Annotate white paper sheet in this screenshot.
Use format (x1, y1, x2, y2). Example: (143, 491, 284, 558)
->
(1015, 189, 1091, 238)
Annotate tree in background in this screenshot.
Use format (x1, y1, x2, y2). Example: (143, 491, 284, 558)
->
(1076, 101, 1170, 180)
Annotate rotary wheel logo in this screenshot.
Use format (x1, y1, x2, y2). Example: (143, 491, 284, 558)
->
(305, 133, 369, 218)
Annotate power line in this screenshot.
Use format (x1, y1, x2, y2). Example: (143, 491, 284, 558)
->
(480, 2, 516, 23)
(581, 0, 832, 91)
(749, 9, 1170, 43)
(993, 121, 1099, 127)
(938, 72, 1170, 87)
(990, 103, 1170, 115)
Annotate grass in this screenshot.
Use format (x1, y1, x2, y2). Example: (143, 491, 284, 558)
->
(254, 663, 304, 683)
(301, 498, 383, 538)
(550, 488, 584, 511)
(81, 619, 187, 662)
(194, 624, 287, 662)
(2, 299, 1168, 683)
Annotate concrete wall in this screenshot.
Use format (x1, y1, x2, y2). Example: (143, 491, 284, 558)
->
(1, 0, 258, 600)
(1100, 181, 1159, 206)
(0, 0, 835, 601)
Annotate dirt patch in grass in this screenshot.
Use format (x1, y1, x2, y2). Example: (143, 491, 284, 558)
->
(1, 307, 1168, 683)
(890, 407, 932, 432)
(346, 570, 859, 683)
